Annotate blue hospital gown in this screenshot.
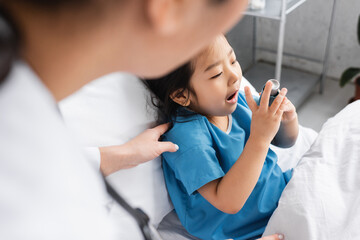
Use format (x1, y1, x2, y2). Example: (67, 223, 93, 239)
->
(162, 92, 292, 240)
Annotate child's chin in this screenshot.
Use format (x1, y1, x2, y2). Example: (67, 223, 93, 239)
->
(223, 107, 236, 116)
(230, 104, 237, 113)
(212, 106, 237, 116)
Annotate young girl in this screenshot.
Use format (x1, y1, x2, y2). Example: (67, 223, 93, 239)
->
(145, 35, 299, 240)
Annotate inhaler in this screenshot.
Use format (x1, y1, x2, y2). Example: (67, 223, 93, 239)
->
(258, 79, 280, 106)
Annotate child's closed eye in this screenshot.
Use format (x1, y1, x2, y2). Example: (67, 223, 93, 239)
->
(210, 72, 223, 79)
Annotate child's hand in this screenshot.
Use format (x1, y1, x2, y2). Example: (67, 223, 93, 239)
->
(244, 81, 288, 144)
(279, 96, 297, 123)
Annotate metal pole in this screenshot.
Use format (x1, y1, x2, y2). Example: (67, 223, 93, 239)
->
(275, 0, 287, 82)
(320, 0, 337, 94)
(253, 16, 257, 65)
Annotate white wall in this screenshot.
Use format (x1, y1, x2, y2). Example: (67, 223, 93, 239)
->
(255, 0, 360, 79)
(227, 16, 255, 71)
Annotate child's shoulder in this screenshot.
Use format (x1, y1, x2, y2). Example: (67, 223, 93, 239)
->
(164, 110, 212, 148)
(168, 113, 209, 136)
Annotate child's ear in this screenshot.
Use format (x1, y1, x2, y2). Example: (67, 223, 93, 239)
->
(170, 89, 191, 106)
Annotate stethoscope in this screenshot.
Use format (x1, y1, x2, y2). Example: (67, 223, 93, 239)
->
(104, 179, 164, 240)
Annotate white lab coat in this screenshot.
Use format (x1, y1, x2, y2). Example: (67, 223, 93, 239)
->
(0, 62, 117, 240)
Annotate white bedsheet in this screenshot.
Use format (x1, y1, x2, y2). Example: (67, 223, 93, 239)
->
(264, 101, 360, 239)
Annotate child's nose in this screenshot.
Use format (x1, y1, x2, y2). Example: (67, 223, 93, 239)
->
(228, 69, 239, 85)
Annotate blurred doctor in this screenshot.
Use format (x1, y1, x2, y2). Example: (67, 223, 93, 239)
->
(0, 0, 248, 239)
(0, 0, 283, 239)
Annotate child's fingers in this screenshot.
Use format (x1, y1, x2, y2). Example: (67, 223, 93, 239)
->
(269, 88, 287, 113)
(259, 81, 272, 110)
(279, 97, 290, 111)
(244, 86, 258, 112)
(275, 108, 284, 119)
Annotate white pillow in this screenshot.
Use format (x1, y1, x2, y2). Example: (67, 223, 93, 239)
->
(240, 76, 258, 94)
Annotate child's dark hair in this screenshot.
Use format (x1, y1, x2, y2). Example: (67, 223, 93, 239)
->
(143, 61, 196, 123)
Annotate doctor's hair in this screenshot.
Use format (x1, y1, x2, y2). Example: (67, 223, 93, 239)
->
(0, 6, 19, 84)
(0, 0, 95, 85)
(0, 0, 229, 85)
(143, 61, 197, 124)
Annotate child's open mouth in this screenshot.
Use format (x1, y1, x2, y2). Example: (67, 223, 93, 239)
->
(226, 90, 238, 104)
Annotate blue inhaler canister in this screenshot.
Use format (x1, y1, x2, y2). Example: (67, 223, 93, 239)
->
(258, 79, 280, 106)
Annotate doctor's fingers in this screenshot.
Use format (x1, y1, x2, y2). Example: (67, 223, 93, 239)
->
(151, 123, 171, 137)
(158, 141, 179, 153)
(257, 234, 284, 240)
(244, 86, 258, 112)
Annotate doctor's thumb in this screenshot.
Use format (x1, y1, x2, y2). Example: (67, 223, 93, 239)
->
(257, 234, 284, 240)
(159, 142, 179, 153)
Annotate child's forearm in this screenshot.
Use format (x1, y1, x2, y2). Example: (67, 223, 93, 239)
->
(198, 135, 270, 214)
(272, 113, 299, 148)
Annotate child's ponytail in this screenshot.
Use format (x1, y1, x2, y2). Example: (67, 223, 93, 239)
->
(143, 62, 195, 124)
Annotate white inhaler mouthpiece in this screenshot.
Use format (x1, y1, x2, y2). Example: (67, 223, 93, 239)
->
(258, 79, 280, 106)
(269, 79, 280, 96)
(249, 0, 266, 10)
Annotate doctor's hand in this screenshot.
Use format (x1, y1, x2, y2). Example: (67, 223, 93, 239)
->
(99, 123, 178, 176)
(227, 234, 284, 240)
(257, 234, 284, 240)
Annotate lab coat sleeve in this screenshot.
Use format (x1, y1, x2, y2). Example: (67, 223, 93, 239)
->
(83, 147, 101, 171)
